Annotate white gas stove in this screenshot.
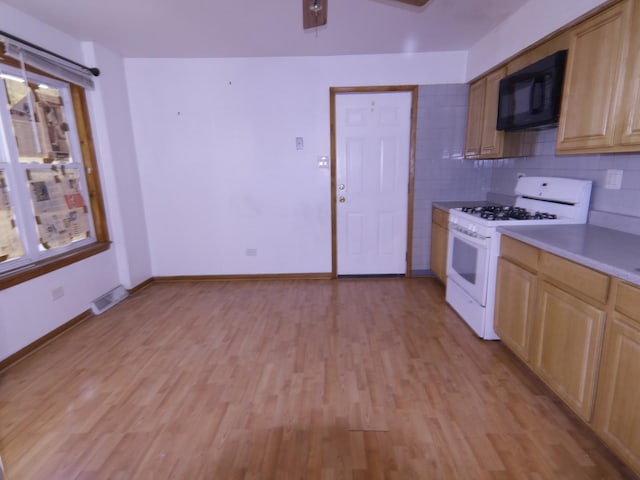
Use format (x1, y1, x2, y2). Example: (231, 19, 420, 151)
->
(445, 176, 592, 339)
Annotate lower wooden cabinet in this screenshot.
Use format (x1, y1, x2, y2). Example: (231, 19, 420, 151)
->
(532, 281, 606, 421)
(495, 237, 540, 362)
(494, 257, 537, 362)
(430, 207, 448, 285)
(594, 282, 640, 474)
(495, 241, 640, 476)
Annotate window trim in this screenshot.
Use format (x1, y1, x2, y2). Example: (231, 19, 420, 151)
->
(0, 241, 110, 290)
(0, 46, 110, 291)
(69, 83, 109, 242)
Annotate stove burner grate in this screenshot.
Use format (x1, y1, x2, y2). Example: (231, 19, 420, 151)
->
(461, 205, 557, 221)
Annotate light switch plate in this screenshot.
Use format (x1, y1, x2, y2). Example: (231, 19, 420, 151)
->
(296, 137, 304, 150)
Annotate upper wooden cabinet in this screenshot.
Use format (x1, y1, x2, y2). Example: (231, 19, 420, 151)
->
(480, 69, 505, 157)
(556, 0, 640, 153)
(617, 1, 640, 146)
(468, 0, 640, 155)
(557, 0, 633, 152)
(464, 67, 507, 159)
(464, 78, 487, 158)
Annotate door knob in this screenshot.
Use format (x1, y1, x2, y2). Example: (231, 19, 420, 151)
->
(339, 196, 346, 203)
(338, 184, 345, 190)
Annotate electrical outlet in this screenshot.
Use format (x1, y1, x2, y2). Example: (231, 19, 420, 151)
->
(605, 169, 623, 190)
(246, 248, 257, 257)
(318, 156, 329, 168)
(51, 286, 64, 301)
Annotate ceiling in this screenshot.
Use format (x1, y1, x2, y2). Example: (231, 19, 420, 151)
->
(1, 0, 530, 58)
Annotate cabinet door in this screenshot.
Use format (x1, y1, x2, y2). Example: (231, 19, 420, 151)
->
(557, 0, 632, 152)
(479, 68, 505, 158)
(494, 258, 536, 362)
(464, 79, 485, 158)
(618, 66, 640, 146)
(532, 281, 606, 421)
(594, 312, 640, 475)
(430, 221, 448, 285)
(617, 1, 640, 146)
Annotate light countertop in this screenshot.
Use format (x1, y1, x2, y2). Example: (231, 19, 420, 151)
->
(498, 224, 640, 287)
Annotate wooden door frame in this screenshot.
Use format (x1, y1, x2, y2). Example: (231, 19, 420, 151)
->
(330, 85, 419, 278)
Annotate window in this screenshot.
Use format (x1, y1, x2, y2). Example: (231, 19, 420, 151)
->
(0, 48, 109, 289)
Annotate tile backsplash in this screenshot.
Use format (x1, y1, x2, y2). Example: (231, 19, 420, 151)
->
(412, 84, 492, 273)
(490, 128, 640, 235)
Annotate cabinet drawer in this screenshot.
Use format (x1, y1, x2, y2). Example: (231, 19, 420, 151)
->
(432, 207, 449, 228)
(500, 236, 539, 272)
(615, 281, 640, 325)
(541, 252, 610, 304)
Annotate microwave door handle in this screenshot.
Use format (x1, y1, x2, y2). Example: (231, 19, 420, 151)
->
(529, 77, 545, 114)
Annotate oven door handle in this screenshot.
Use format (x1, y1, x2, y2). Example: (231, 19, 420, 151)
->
(449, 223, 490, 242)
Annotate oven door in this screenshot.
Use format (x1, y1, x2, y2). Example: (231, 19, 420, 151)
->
(446, 223, 491, 306)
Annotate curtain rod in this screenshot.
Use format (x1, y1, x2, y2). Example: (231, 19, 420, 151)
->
(0, 30, 100, 77)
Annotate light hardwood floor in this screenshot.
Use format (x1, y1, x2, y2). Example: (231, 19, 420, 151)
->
(0, 278, 636, 479)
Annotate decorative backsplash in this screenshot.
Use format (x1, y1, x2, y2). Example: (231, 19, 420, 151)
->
(412, 84, 492, 273)
(490, 128, 640, 236)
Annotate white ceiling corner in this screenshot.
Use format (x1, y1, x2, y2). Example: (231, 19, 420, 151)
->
(0, 0, 530, 58)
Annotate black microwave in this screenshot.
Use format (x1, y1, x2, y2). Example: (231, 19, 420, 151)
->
(496, 50, 568, 131)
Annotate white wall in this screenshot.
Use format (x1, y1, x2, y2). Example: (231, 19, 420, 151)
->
(83, 43, 152, 289)
(467, 0, 609, 79)
(125, 52, 467, 276)
(0, 253, 119, 361)
(0, 3, 146, 361)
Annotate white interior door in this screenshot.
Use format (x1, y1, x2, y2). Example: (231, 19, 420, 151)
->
(335, 91, 411, 275)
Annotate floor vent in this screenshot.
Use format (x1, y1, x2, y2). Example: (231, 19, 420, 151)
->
(91, 285, 128, 315)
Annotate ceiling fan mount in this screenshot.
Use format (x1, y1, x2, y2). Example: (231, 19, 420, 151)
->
(303, 0, 429, 30)
(303, 0, 328, 30)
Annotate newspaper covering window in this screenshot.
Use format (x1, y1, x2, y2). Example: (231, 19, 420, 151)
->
(0, 170, 24, 262)
(3, 77, 71, 164)
(27, 167, 89, 250)
(0, 54, 106, 279)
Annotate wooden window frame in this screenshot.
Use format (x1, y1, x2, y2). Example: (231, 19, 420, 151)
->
(0, 47, 110, 291)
